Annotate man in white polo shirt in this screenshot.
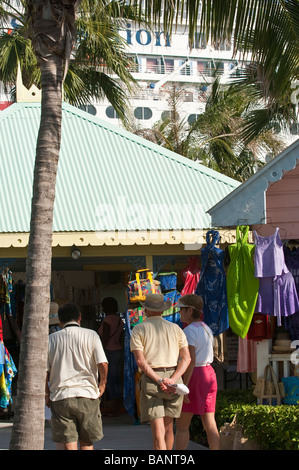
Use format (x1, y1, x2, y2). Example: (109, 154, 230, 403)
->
(130, 294, 190, 450)
(46, 303, 108, 450)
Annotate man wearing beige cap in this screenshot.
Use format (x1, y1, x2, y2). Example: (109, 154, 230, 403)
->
(130, 293, 190, 450)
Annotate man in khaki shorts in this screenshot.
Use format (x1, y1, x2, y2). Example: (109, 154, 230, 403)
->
(46, 303, 108, 450)
(130, 294, 190, 450)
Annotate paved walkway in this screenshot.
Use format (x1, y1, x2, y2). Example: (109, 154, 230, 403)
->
(0, 413, 208, 450)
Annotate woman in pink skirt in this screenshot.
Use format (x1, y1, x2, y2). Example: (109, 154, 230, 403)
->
(174, 294, 219, 450)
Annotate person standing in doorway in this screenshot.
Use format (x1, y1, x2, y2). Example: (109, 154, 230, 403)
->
(98, 297, 124, 416)
(174, 294, 220, 450)
(46, 303, 108, 450)
(130, 293, 191, 450)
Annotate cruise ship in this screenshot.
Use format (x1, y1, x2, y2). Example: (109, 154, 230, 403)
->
(1, 13, 298, 146)
(77, 21, 299, 146)
(0, 16, 247, 126)
(81, 21, 249, 130)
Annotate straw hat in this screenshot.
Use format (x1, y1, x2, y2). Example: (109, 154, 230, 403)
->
(49, 302, 59, 325)
(177, 294, 203, 310)
(140, 294, 171, 312)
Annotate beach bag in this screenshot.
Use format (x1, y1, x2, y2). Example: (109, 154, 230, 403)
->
(127, 269, 161, 303)
(162, 290, 182, 326)
(156, 272, 177, 291)
(219, 415, 259, 450)
(127, 306, 145, 328)
(162, 290, 181, 316)
(282, 366, 299, 405)
(219, 415, 242, 450)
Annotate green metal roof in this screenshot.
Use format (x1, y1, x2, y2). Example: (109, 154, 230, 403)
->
(0, 102, 240, 233)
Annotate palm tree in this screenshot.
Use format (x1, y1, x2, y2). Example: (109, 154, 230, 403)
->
(0, 0, 296, 450)
(130, 78, 289, 182)
(183, 76, 292, 181)
(1, 0, 138, 450)
(0, 0, 138, 122)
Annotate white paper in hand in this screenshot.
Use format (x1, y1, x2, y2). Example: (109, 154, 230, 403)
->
(171, 383, 189, 395)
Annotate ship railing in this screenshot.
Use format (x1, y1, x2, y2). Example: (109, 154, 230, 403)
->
(127, 63, 221, 77)
(130, 88, 206, 104)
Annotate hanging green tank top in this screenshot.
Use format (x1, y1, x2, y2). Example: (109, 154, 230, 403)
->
(226, 225, 259, 338)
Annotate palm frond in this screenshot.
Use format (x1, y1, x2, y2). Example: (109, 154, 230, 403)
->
(0, 30, 36, 84)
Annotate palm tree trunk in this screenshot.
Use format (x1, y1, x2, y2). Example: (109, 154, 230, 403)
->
(9, 56, 63, 450)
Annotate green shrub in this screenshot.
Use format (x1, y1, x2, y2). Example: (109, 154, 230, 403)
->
(237, 405, 299, 450)
(189, 389, 299, 450)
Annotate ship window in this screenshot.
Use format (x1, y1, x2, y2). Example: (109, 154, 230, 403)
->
(183, 91, 193, 102)
(197, 61, 205, 74)
(162, 58, 174, 73)
(106, 106, 119, 119)
(180, 60, 192, 76)
(146, 58, 158, 73)
(188, 114, 200, 125)
(197, 60, 214, 76)
(161, 111, 179, 121)
(214, 61, 224, 73)
(134, 107, 153, 120)
(78, 104, 97, 116)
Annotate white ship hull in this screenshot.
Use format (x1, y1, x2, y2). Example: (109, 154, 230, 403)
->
(81, 22, 249, 129)
(1, 17, 297, 147)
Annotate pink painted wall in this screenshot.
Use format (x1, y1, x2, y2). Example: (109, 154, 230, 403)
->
(253, 163, 299, 240)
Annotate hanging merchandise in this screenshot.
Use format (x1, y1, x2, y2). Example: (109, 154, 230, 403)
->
(162, 289, 181, 322)
(0, 268, 13, 316)
(0, 341, 17, 412)
(156, 272, 177, 291)
(124, 268, 161, 417)
(254, 228, 299, 327)
(281, 365, 299, 405)
(283, 312, 299, 343)
(226, 226, 259, 339)
(127, 305, 145, 328)
(127, 269, 161, 304)
(181, 257, 200, 295)
(158, 273, 182, 326)
(283, 244, 299, 341)
(237, 337, 257, 374)
(284, 244, 299, 295)
(247, 314, 273, 341)
(126, 269, 161, 328)
(0, 268, 17, 414)
(195, 230, 229, 336)
(123, 310, 138, 417)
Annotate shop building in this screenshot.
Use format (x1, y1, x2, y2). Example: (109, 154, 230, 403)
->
(208, 139, 299, 383)
(0, 78, 239, 334)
